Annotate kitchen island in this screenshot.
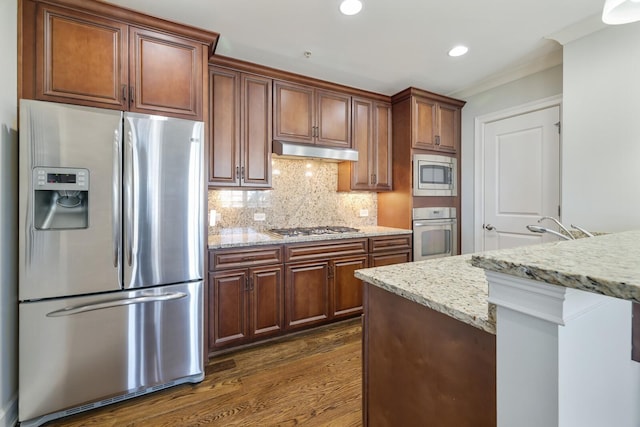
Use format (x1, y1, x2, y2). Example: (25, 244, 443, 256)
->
(355, 230, 640, 427)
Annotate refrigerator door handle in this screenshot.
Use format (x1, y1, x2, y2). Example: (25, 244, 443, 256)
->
(113, 127, 121, 269)
(125, 127, 134, 267)
(45, 292, 187, 317)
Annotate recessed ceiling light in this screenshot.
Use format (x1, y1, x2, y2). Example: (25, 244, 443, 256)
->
(340, 0, 362, 15)
(448, 45, 469, 57)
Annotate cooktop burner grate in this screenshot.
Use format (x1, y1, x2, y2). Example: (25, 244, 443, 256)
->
(268, 226, 360, 237)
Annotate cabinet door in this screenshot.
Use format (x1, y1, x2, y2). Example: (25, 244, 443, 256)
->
(331, 255, 367, 318)
(373, 101, 393, 190)
(412, 96, 437, 150)
(436, 103, 459, 154)
(349, 97, 374, 190)
(316, 89, 352, 148)
(129, 27, 203, 119)
(209, 269, 249, 350)
(35, 4, 128, 109)
(250, 265, 284, 338)
(209, 67, 240, 186)
(273, 81, 314, 144)
(242, 74, 272, 187)
(285, 261, 330, 329)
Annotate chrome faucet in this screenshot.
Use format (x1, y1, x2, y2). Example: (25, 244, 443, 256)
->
(537, 216, 575, 240)
(526, 225, 573, 241)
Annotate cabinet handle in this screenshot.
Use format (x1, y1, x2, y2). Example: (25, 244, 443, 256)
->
(241, 166, 245, 181)
(122, 85, 127, 103)
(130, 86, 135, 103)
(249, 277, 254, 291)
(245, 276, 250, 291)
(235, 165, 240, 180)
(435, 135, 441, 146)
(328, 265, 334, 279)
(373, 174, 377, 184)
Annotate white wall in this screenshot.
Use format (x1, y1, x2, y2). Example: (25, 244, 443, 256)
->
(0, 0, 18, 425)
(459, 65, 563, 253)
(562, 22, 640, 232)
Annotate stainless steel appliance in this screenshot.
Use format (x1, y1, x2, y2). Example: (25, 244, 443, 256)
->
(413, 154, 457, 196)
(18, 100, 205, 427)
(268, 225, 360, 237)
(413, 207, 457, 261)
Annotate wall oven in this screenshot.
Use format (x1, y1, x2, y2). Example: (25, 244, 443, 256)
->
(413, 207, 457, 261)
(413, 154, 457, 196)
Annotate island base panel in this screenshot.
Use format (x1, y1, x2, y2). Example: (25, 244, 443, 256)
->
(363, 283, 496, 426)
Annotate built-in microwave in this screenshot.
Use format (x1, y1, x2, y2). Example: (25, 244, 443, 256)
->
(413, 154, 457, 197)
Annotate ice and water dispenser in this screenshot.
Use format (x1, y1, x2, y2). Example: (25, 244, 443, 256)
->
(33, 167, 89, 229)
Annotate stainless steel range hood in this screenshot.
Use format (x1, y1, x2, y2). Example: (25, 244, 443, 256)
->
(273, 140, 358, 162)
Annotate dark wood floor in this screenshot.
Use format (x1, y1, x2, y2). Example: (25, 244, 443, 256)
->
(46, 318, 363, 426)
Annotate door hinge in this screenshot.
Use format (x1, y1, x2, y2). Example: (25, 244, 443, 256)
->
(554, 121, 561, 134)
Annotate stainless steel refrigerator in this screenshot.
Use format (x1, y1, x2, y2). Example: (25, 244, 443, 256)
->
(18, 100, 205, 426)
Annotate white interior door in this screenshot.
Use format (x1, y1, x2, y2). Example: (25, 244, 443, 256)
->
(482, 106, 560, 250)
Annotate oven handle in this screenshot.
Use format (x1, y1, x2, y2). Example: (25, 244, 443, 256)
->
(413, 219, 456, 227)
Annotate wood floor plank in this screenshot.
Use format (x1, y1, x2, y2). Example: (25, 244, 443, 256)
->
(46, 318, 362, 426)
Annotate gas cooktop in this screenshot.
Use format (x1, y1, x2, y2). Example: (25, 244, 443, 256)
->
(268, 226, 360, 237)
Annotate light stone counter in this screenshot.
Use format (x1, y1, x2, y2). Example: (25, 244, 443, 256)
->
(471, 229, 640, 303)
(355, 254, 495, 334)
(207, 225, 412, 249)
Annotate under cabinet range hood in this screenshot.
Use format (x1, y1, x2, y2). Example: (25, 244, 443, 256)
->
(273, 140, 359, 162)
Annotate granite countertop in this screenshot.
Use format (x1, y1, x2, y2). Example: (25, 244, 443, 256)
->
(471, 229, 640, 303)
(355, 254, 495, 334)
(208, 225, 412, 249)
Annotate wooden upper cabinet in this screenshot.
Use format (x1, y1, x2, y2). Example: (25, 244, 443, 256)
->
(208, 66, 271, 188)
(338, 98, 392, 191)
(412, 95, 461, 154)
(274, 80, 351, 148)
(35, 4, 128, 108)
(209, 67, 240, 185)
(129, 27, 203, 119)
(25, 0, 218, 120)
(315, 89, 351, 148)
(241, 73, 272, 187)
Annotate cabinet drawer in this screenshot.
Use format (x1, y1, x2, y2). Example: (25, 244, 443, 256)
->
(209, 245, 283, 270)
(369, 235, 412, 253)
(285, 238, 367, 263)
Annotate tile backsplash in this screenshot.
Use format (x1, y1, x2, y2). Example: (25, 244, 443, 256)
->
(208, 158, 377, 233)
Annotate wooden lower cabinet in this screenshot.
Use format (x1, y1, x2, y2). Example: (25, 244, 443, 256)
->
(331, 255, 367, 318)
(284, 261, 331, 329)
(209, 234, 411, 352)
(209, 265, 284, 351)
(369, 251, 411, 267)
(362, 283, 496, 426)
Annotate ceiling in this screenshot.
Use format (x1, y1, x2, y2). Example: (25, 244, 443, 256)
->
(104, 0, 607, 98)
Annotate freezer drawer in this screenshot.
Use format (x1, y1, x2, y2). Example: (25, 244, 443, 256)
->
(18, 281, 204, 425)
